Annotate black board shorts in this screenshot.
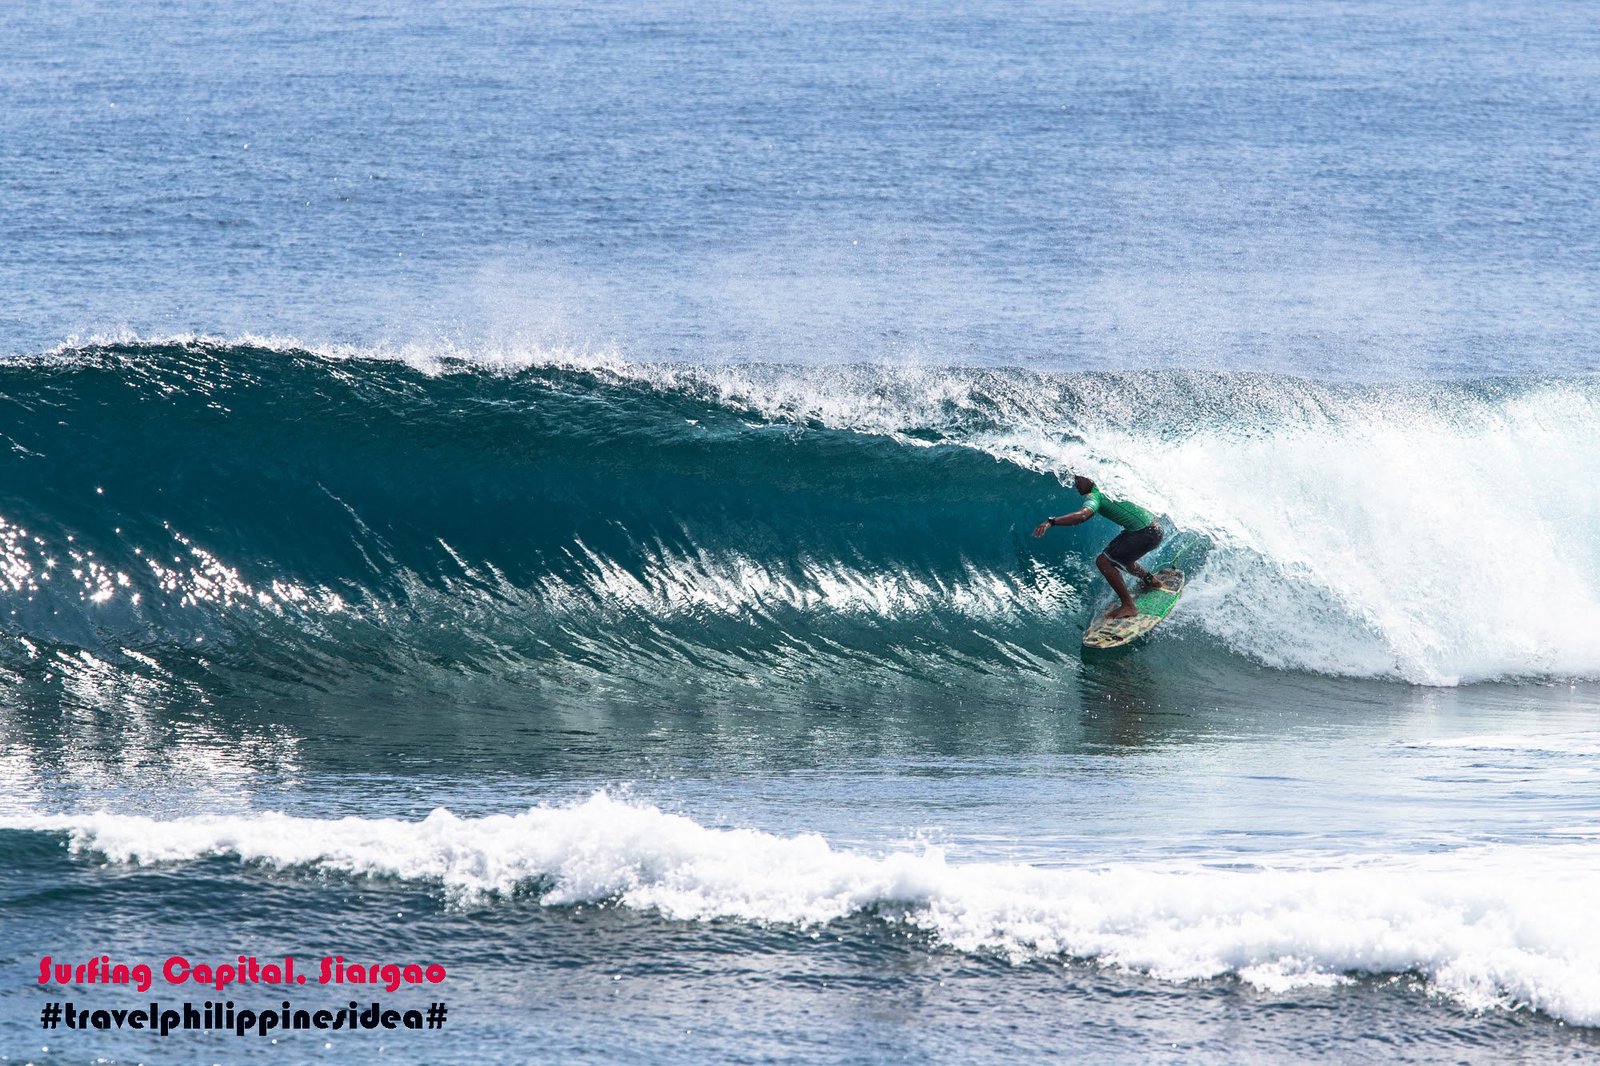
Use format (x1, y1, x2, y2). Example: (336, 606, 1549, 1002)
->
(1102, 523, 1163, 570)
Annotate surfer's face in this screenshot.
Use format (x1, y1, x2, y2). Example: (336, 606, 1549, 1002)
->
(1072, 476, 1093, 494)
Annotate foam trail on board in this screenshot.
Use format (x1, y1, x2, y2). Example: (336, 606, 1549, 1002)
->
(9, 793, 1600, 1025)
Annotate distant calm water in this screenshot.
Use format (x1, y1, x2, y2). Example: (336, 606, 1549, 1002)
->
(2, 2, 1599, 1062)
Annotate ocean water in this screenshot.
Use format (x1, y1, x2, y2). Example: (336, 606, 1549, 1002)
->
(2, 2, 1599, 1063)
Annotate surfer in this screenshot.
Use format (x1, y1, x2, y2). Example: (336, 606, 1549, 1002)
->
(1033, 476, 1163, 619)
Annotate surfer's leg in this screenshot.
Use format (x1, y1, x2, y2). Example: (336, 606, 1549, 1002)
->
(1108, 524, 1165, 590)
(1097, 553, 1140, 618)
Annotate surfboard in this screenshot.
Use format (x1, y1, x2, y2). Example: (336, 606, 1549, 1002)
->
(1081, 568, 1185, 650)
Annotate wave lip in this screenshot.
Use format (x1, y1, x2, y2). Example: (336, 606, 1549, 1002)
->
(11, 793, 1600, 1027)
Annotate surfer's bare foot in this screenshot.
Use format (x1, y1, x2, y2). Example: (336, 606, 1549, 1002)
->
(1109, 603, 1139, 619)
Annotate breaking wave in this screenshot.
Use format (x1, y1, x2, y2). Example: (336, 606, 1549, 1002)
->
(1, 338, 1595, 687)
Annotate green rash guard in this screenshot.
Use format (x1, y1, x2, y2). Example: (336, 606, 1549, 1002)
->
(1083, 487, 1155, 530)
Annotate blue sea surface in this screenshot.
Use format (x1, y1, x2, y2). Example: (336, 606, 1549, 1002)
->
(2, 2, 1600, 1063)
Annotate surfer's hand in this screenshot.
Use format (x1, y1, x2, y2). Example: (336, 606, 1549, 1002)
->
(1032, 520, 1052, 537)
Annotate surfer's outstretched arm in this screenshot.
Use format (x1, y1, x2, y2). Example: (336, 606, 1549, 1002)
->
(1032, 507, 1093, 537)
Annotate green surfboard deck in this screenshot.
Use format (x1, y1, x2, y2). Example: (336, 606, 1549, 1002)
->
(1081, 568, 1185, 650)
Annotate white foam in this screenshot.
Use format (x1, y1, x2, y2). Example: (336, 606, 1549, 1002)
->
(8, 793, 1600, 1025)
(1125, 383, 1600, 684)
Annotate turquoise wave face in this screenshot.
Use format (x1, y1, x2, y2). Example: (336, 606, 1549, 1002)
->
(0, 342, 1104, 695)
(2, 340, 1597, 691)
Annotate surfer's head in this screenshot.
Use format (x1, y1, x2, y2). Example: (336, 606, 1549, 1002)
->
(1071, 475, 1094, 495)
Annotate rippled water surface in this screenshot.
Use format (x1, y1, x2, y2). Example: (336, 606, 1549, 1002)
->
(3, 1, 1599, 1061)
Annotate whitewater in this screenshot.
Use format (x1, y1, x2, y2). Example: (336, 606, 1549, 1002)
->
(9, 791, 1600, 1026)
